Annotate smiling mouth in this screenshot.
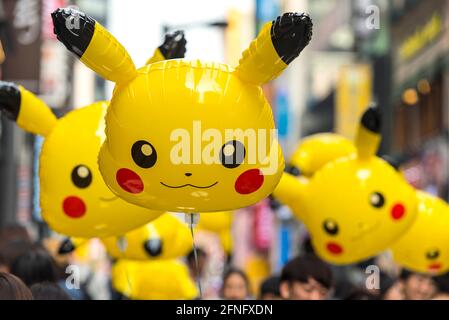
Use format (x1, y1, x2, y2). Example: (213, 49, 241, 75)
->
(99, 196, 118, 202)
(160, 182, 218, 189)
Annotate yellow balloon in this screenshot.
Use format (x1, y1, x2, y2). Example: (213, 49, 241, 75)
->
(197, 211, 233, 254)
(112, 259, 197, 300)
(391, 192, 449, 275)
(103, 214, 192, 260)
(52, 9, 314, 212)
(289, 133, 356, 177)
(274, 106, 418, 265)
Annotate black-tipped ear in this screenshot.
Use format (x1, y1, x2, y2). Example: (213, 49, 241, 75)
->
(0, 81, 21, 121)
(271, 12, 313, 65)
(381, 155, 401, 171)
(361, 103, 382, 133)
(159, 30, 187, 59)
(58, 238, 76, 255)
(143, 239, 163, 257)
(51, 8, 95, 58)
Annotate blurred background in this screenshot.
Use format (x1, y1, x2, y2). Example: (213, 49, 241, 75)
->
(0, 0, 448, 300)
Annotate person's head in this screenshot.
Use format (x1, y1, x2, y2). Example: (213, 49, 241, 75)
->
(259, 276, 281, 300)
(30, 282, 71, 300)
(400, 270, 437, 300)
(187, 248, 208, 278)
(221, 268, 250, 300)
(280, 255, 333, 300)
(0, 223, 31, 244)
(0, 272, 33, 300)
(344, 288, 377, 300)
(0, 240, 33, 273)
(11, 245, 57, 286)
(379, 272, 405, 300)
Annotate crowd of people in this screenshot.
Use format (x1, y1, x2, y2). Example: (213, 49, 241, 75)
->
(1, 223, 449, 300)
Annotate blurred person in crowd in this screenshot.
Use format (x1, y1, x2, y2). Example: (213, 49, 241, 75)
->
(187, 248, 208, 282)
(259, 276, 281, 300)
(432, 273, 449, 300)
(0, 272, 33, 300)
(221, 268, 251, 300)
(280, 255, 333, 300)
(400, 270, 437, 300)
(10, 244, 57, 287)
(30, 282, 72, 300)
(0, 240, 33, 273)
(0, 223, 31, 244)
(344, 288, 377, 300)
(379, 272, 405, 300)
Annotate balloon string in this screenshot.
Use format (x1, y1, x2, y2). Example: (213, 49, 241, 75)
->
(189, 213, 203, 299)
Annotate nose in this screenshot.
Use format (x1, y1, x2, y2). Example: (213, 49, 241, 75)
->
(144, 239, 163, 257)
(185, 172, 192, 177)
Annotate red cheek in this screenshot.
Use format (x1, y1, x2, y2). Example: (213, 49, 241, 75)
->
(235, 169, 264, 195)
(63, 196, 86, 218)
(326, 242, 344, 255)
(391, 203, 406, 220)
(116, 168, 144, 194)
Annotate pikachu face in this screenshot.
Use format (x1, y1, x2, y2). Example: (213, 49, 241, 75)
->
(274, 107, 418, 265)
(391, 192, 449, 275)
(0, 86, 163, 238)
(52, 8, 313, 213)
(102, 214, 192, 260)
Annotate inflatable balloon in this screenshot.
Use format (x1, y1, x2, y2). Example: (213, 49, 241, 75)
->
(288, 133, 356, 177)
(52, 8, 313, 213)
(0, 32, 186, 238)
(102, 214, 192, 260)
(274, 106, 418, 265)
(197, 211, 233, 255)
(112, 259, 197, 300)
(391, 191, 449, 275)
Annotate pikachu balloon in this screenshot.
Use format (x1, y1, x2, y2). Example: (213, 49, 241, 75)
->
(0, 33, 187, 237)
(52, 8, 313, 213)
(274, 106, 418, 265)
(391, 191, 449, 275)
(102, 214, 192, 260)
(106, 214, 197, 300)
(197, 211, 234, 255)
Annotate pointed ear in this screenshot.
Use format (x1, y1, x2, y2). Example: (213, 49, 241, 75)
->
(0, 81, 57, 137)
(146, 30, 187, 65)
(52, 8, 137, 84)
(234, 12, 312, 85)
(355, 103, 382, 160)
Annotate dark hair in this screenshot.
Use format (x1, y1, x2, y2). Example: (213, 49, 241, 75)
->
(344, 288, 377, 300)
(187, 248, 207, 264)
(0, 223, 31, 244)
(10, 245, 57, 286)
(0, 272, 33, 300)
(0, 240, 33, 270)
(259, 276, 281, 298)
(30, 282, 71, 300)
(280, 255, 333, 289)
(221, 267, 250, 296)
(379, 272, 396, 297)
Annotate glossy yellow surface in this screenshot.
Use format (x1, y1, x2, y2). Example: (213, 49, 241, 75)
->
(274, 109, 418, 265)
(112, 259, 197, 300)
(197, 211, 233, 254)
(15, 87, 163, 237)
(289, 133, 356, 177)
(102, 214, 192, 260)
(391, 192, 449, 275)
(71, 17, 289, 213)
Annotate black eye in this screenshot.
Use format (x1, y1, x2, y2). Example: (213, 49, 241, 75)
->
(132, 140, 157, 168)
(220, 140, 246, 169)
(71, 165, 92, 189)
(144, 239, 163, 257)
(426, 249, 440, 260)
(370, 192, 385, 208)
(323, 219, 339, 236)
